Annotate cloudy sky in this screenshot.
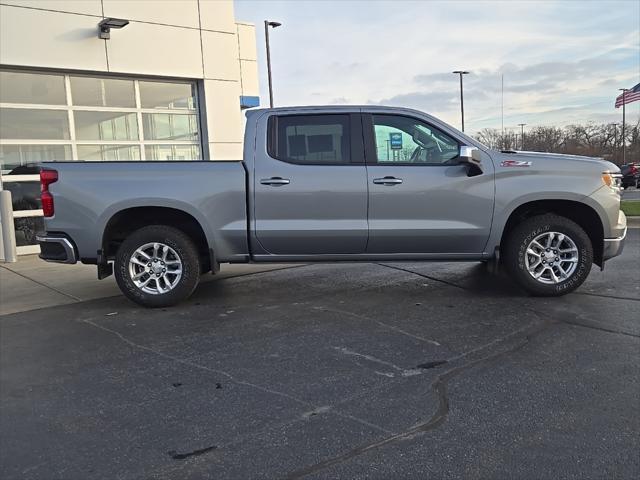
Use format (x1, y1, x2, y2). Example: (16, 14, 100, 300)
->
(234, 0, 639, 135)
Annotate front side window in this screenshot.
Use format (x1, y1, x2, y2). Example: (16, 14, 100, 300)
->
(270, 114, 351, 165)
(372, 114, 459, 165)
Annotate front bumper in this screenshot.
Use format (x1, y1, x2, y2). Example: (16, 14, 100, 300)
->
(603, 228, 627, 261)
(36, 234, 77, 264)
(602, 211, 627, 261)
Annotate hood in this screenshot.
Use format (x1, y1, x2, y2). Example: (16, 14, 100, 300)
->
(494, 150, 619, 172)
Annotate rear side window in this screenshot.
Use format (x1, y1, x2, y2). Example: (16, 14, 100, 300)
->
(268, 114, 351, 164)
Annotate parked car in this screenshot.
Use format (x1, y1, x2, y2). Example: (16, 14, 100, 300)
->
(37, 106, 627, 307)
(620, 163, 640, 189)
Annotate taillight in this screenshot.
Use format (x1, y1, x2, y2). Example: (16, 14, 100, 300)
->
(40, 169, 58, 217)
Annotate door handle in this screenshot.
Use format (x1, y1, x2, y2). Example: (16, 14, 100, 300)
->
(260, 177, 290, 186)
(373, 176, 403, 186)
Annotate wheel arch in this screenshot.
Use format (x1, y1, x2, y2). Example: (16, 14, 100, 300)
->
(499, 199, 605, 267)
(101, 205, 214, 272)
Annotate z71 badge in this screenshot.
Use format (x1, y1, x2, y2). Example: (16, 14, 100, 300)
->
(501, 160, 532, 167)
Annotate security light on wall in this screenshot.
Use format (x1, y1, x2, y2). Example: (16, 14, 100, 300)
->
(98, 18, 129, 40)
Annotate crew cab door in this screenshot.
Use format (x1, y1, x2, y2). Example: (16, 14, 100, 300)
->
(253, 113, 368, 255)
(363, 113, 494, 254)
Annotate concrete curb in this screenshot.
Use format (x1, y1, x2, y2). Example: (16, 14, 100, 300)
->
(627, 216, 640, 228)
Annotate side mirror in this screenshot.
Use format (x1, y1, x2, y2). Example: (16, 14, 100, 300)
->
(459, 146, 483, 175)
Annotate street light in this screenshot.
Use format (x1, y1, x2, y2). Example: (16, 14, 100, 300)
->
(619, 88, 629, 164)
(264, 20, 282, 108)
(452, 70, 469, 132)
(518, 123, 527, 150)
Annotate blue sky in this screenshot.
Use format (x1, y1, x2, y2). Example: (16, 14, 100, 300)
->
(234, 0, 640, 135)
(235, 0, 640, 132)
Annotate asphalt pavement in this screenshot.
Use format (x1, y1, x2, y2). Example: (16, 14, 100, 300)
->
(1, 230, 639, 479)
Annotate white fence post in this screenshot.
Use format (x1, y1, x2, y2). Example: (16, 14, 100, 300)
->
(0, 189, 18, 263)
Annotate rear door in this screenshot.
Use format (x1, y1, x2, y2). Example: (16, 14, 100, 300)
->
(253, 113, 368, 255)
(364, 113, 494, 254)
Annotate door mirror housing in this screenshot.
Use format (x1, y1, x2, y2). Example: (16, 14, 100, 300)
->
(458, 146, 483, 175)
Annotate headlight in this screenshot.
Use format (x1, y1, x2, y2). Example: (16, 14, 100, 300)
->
(602, 172, 622, 191)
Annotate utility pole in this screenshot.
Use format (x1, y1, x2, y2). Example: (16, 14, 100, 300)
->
(264, 20, 282, 108)
(518, 123, 527, 150)
(501, 74, 504, 137)
(453, 70, 469, 132)
(619, 88, 628, 164)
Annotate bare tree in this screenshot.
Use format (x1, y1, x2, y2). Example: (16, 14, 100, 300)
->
(474, 121, 640, 165)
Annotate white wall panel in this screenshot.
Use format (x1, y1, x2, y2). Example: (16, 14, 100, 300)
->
(209, 142, 243, 160)
(240, 60, 259, 97)
(237, 23, 257, 60)
(204, 79, 243, 144)
(198, 0, 235, 33)
(1, 1, 258, 161)
(102, 0, 200, 29)
(202, 31, 239, 81)
(0, 5, 107, 71)
(106, 22, 203, 78)
(1, 0, 102, 16)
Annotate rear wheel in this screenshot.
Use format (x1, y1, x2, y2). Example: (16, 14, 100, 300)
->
(503, 214, 593, 296)
(114, 225, 200, 307)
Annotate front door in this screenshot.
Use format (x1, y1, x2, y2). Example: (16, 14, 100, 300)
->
(364, 113, 494, 254)
(254, 113, 368, 255)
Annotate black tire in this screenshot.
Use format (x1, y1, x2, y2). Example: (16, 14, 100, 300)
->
(114, 225, 200, 308)
(503, 214, 593, 296)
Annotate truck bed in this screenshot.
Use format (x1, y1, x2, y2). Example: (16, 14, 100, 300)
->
(42, 161, 249, 263)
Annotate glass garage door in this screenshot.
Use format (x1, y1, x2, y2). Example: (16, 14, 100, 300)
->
(0, 69, 203, 255)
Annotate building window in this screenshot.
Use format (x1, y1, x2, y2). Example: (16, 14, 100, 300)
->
(0, 69, 202, 171)
(0, 69, 202, 252)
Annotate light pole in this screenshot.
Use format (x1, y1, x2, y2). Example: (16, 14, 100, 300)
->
(452, 70, 469, 132)
(518, 123, 527, 150)
(619, 88, 628, 164)
(264, 20, 281, 108)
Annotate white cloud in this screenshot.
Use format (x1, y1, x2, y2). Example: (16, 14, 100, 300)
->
(234, 0, 640, 132)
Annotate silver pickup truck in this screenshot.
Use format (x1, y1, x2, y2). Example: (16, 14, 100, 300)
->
(37, 106, 627, 307)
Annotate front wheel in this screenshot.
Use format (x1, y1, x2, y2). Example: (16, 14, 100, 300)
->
(114, 225, 200, 307)
(503, 214, 593, 296)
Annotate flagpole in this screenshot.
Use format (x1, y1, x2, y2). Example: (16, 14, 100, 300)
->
(619, 88, 627, 164)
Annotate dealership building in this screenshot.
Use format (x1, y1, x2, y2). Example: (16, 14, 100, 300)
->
(0, 0, 259, 256)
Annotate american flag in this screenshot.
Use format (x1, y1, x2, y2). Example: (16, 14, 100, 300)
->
(615, 83, 640, 108)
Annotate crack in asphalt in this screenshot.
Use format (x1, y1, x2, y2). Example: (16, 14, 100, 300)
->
(377, 263, 467, 291)
(284, 318, 553, 479)
(0, 264, 82, 302)
(77, 318, 316, 409)
(559, 316, 640, 338)
(318, 306, 441, 346)
(333, 346, 424, 377)
(275, 263, 640, 479)
(574, 291, 640, 302)
(76, 317, 393, 447)
(377, 263, 640, 304)
(168, 445, 217, 460)
(376, 263, 640, 338)
(71, 262, 637, 476)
